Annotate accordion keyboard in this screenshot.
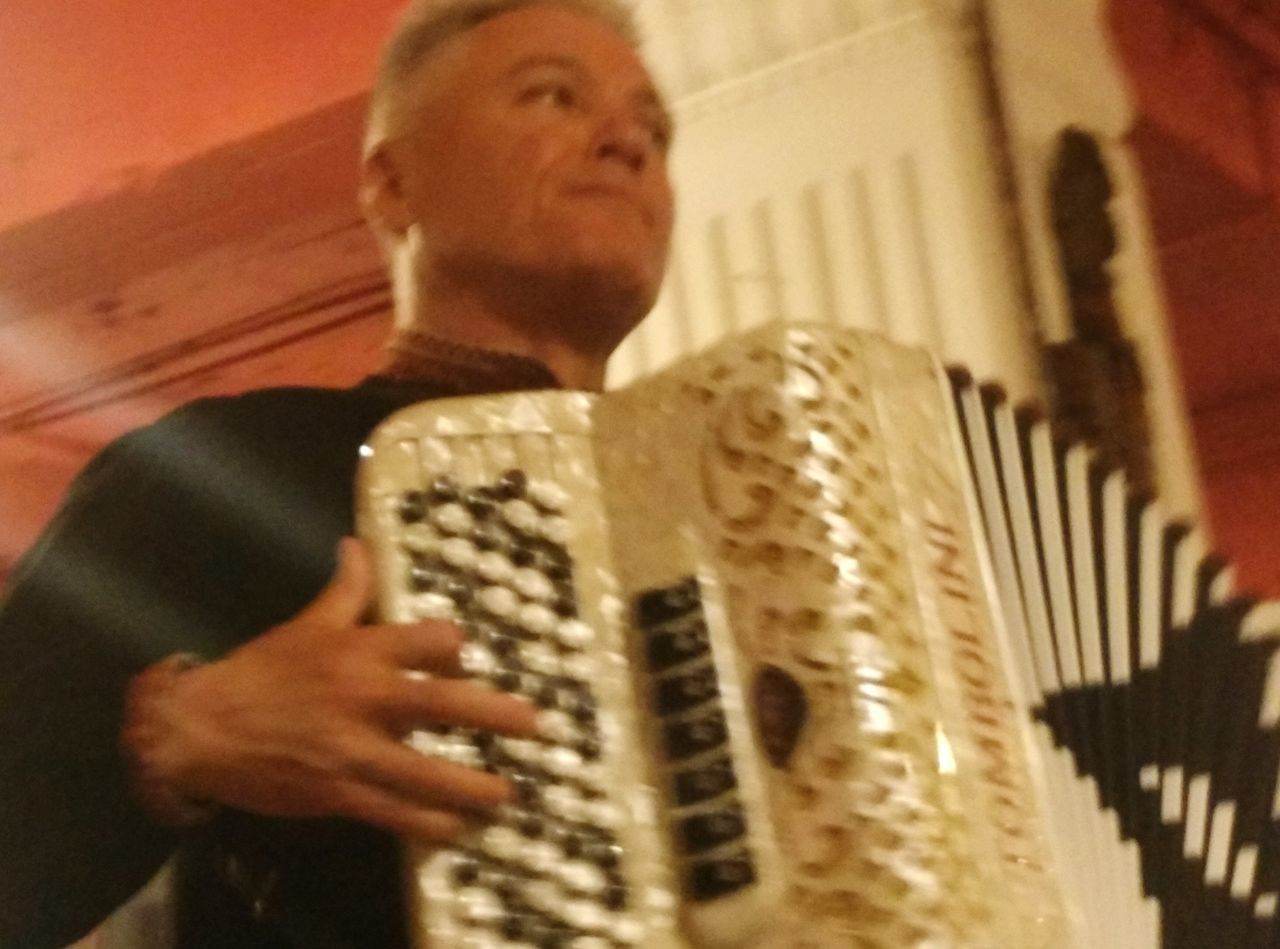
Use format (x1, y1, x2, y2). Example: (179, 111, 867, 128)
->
(392, 469, 642, 947)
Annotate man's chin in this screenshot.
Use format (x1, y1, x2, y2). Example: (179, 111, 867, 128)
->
(552, 264, 658, 348)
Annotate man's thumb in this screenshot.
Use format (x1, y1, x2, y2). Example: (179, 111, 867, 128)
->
(295, 537, 372, 626)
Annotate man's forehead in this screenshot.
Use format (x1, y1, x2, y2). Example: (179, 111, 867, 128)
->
(503, 52, 670, 113)
(463, 7, 657, 87)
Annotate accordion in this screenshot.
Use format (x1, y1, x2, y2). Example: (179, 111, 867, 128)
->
(356, 323, 1280, 949)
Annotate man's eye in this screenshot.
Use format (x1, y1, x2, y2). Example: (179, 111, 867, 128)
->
(524, 83, 577, 109)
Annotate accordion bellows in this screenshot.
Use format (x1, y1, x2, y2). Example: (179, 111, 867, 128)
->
(357, 323, 1279, 948)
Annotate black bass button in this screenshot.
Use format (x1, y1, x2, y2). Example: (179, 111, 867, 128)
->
(428, 477, 461, 504)
(495, 469, 529, 500)
(397, 491, 428, 524)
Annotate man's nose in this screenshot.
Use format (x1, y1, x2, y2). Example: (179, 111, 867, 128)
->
(592, 115, 652, 174)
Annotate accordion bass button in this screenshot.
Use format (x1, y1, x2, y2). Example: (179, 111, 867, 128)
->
(567, 937, 610, 949)
(513, 568, 555, 602)
(562, 898, 608, 932)
(543, 745, 584, 778)
(555, 620, 594, 651)
(477, 552, 515, 584)
(521, 839, 560, 875)
(542, 784, 584, 822)
(501, 500, 540, 534)
(480, 825, 524, 863)
(611, 915, 644, 945)
(527, 480, 567, 513)
(456, 887, 504, 926)
(442, 538, 481, 571)
(537, 710, 578, 745)
(478, 586, 520, 620)
(539, 516, 571, 545)
(431, 502, 474, 536)
(584, 798, 623, 830)
(412, 594, 456, 621)
(518, 604, 558, 637)
(558, 859, 606, 896)
(521, 642, 562, 677)
(460, 643, 499, 679)
(561, 653, 595, 682)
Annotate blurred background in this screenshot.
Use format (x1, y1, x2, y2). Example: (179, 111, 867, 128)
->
(0, 0, 1276, 597)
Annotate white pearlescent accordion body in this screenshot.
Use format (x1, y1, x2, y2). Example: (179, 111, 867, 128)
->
(356, 323, 1280, 949)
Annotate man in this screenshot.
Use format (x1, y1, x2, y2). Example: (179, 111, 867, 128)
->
(0, 0, 674, 945)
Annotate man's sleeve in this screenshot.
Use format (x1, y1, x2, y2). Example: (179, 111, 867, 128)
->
(0, 418, 214, 948)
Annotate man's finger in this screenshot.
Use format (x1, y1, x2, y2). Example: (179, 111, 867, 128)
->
(351, 736, 518, 811)
(332, 781, 468, 842)
(293, 537, 372, 628)
(379, 621, 466, 674)
(389, 679, 539, 737)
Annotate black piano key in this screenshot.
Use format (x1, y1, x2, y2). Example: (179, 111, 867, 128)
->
(663, 710, 729, 761)
(688, 851, 757, 902)
(674, 758, 738, 807)
(654, 663, 721, 716)
(678, 806, 747, 854)
(635, 577, 701, 628)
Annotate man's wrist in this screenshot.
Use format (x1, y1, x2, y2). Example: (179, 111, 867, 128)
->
(122, 653, 220, 827)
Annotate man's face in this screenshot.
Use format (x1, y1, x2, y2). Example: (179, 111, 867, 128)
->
(380, 5, 675, 340)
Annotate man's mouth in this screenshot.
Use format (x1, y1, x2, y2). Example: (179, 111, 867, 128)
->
(566, 184, 653, 225)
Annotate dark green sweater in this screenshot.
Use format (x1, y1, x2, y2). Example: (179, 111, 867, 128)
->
(0, 360, 559, 949)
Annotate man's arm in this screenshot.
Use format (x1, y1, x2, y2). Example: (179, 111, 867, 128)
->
(0, 410, 535, 948)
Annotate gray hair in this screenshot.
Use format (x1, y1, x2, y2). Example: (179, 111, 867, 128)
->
(366, 0, 641, 152)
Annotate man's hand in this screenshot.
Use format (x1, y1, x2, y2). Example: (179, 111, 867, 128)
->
(136, 537, 536, 841)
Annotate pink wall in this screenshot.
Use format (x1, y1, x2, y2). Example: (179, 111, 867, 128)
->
(1110, 0, 1280, 596)
(0, 0, 405, 230)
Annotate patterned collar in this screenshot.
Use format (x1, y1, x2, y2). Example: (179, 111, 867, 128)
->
(374, 332, 562, 397)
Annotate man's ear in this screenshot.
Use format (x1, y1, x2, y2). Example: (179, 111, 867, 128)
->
(359, 143, 415, 238)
